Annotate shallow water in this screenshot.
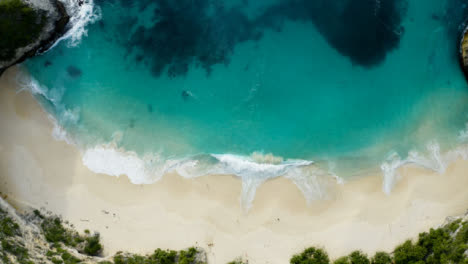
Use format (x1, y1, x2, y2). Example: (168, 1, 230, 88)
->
(21, 0, 468, 206)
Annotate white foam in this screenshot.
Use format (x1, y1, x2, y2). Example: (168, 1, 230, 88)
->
(81, 143, 199, 184)
(380, 140, 468, 194)
(210, 153, 313, 210)
(83, 144, 157, 184)
(51, 0, 101, 49)
(15, 71, 51, 100)
(284, 166, 333, 204)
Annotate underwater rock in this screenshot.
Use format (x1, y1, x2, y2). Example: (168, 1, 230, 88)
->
(124, 0, 407, 78)
(182, 90, 191, 100)
(0, 0, 70, 76)
(67, 65, 82, 78)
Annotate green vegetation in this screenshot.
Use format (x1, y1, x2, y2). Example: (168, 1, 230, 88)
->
(227, 258, 248, 264)
(0, 0, 46, 61)
(371, 252, 392, 264)
(85, 233, 103, 256)
(40, 214, 103, 257)
(290, 247, 330, 264)
(290, 219, 468, 264)
(112, 247, 204, 264)
(2, 201, 468, 264)
(0, 208, 32, 264)
(0, 209, 20, 237)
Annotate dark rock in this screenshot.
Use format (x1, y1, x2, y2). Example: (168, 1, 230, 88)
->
(66, 65, 82, 78)
(460, 22, 468, 82)
(0, 0, 70, 76)
(182, 90, 191, 100)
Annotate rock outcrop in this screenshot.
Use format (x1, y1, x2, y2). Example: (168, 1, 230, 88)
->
(461, 22, 468, 81)
(0, 0, 70, 76)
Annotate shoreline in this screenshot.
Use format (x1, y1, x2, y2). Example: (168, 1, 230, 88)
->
(1, 67, 468, 263)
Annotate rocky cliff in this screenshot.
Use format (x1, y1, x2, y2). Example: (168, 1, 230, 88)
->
(0, 0, 69, 76)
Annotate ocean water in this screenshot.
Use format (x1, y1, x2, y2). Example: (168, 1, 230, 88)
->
(20, 0, 468, 208)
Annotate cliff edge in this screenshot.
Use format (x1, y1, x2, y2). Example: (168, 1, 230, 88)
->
(0, 0, 69, 76)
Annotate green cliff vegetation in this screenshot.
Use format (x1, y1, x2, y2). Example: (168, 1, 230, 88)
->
(1, 206, 206, 264)
(0, 0, 46, 61)
(290, 219, 468, 264)
(1, 203, 468, 264)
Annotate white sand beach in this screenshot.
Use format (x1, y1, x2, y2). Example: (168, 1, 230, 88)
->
(1, 67, 468, 263)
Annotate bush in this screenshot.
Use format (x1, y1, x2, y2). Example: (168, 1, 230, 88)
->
(290, 247, 330, 264)
(113, 248, 204, 264)
(41, 217, 73, 245)
(178, 247, 198, 264)
(349, 251, 370, 264)
(393, 240, 426, 264)
(1, 239, 32, 264)
(333, 257, 349, 264)
(227, 259, 248, 264)
(61, 251, 81, 264)
(0, 209, 20, 237)
(371, 252, 392, 264)
(84, 233, 103, 256)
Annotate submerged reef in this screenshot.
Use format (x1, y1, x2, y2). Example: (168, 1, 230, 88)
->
(1, 197, 468, 263)
(117, 0, 407, 78)
(258, 0, 408, 67)
(0, 0, 69, 76)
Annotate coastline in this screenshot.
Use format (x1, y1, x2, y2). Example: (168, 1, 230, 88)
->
(1, 67, 468, 263)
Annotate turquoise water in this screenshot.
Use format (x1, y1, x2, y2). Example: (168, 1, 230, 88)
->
(22, 0, 468, 196)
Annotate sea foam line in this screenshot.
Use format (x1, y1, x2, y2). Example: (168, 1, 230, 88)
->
(380, 140, 468, 194)
(16, 71, 468, 211)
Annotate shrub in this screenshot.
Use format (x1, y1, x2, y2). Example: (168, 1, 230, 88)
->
(84, 233, 103, 256)
(290, 247, 330, 264)
(349, 251, 370, 264)
(371, 252, 392, 264)
(1, 239, 32, 264)
(61, 251, 81, 264)
(178, 247, 198, 264)
(0, 209, 20, 237)
(227, 258, 248, 264)
(51, 257, 63, 264)
(393, 240, 426, 264)
(417, 228, 452, 264)
(150, 248, 177, 263)
(333, 257, 350, 264)
(41, 217, 73, 245)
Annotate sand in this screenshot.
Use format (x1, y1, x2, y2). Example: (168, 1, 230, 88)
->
(1, 67, 468, 263)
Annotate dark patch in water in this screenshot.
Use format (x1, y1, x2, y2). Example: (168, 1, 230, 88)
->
(259, 0, 408, 66)
(127, 0, 260, 77)
(431, 13, 441, 21)
(147, 104, 153, 113)
(129, 118, 135, 128)
(66, 66, 82, 78)
(44, 60, 52, 67)
(181, 90, 191, 100)
(120, 0, 408, 77)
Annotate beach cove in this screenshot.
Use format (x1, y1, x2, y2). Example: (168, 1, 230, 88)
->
(1, 67, 468, 263)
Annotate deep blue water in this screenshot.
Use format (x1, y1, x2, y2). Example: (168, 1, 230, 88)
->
(22, 0, 468, 189)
